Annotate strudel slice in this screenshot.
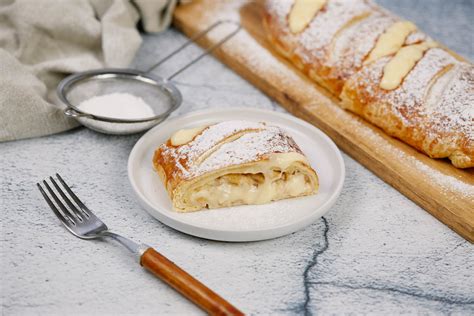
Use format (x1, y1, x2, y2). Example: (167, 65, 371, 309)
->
(153, 121, 318, 212)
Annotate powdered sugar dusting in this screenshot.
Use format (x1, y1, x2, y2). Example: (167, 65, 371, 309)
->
(175, 120, 265, 162)
(427, 63, 474, 140)
(158, 121, 302, 181)
(298, 0, 373, 60)
(197, 125, 301, 175)
(265, 0, 293, 25)
(159, 121, 264, 178)
(388, 48, 459, 121)
(348, 47, 473, 162)
(329, 13, 396, 82)
(267, 0, 374, 62)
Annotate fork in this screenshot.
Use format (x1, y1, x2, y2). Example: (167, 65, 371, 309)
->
(37, 173, 243, 315)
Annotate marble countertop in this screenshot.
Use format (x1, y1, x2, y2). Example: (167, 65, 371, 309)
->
(1, 0, 473, 314)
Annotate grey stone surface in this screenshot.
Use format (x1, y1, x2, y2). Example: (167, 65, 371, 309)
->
(1, 0, 474, 315)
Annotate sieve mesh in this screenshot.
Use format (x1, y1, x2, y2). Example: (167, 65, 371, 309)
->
(64, 74, 175, 119)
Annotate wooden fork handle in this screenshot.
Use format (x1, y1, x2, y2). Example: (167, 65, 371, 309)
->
(140, 248, 244, 315)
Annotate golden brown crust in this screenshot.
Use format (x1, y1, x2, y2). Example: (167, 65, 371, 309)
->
(153, 122, 274, 196)
(153, 120, 318, 211)
(153, 148, 175, 200)
(263, 0, 473, 168)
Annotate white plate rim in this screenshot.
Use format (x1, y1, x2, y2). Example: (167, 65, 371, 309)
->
(128, 107, 345, 241)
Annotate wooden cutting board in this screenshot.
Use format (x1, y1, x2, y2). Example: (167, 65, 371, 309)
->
(173, 0, 474, 242)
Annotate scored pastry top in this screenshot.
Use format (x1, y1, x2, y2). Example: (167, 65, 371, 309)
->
(349, 48, 473, 140)
(155, 121, 304, 182)
(264, 0, 452, 92)
(268, 0, 375, 59)
(264, 0, 473, 167)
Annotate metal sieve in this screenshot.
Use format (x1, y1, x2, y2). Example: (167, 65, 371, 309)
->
(57, 21, 241, 135)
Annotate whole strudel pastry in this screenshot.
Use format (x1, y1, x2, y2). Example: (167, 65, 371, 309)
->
(264, 0, 473, 168)
(153, 121, 318, 212)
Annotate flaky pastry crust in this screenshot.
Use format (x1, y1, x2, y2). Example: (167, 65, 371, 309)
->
(153, 121, 319, 212)
(263, 0, 473, 168)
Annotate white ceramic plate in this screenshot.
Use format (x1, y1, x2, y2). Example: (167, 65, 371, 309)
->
(128, 108, 345, 242)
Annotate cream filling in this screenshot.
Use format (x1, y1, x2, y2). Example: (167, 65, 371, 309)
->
(289, 0, 327, 34)
(365, 21, 417, 64)
(380, 41, 438, 90)
(170, 126, 208, 146)
(187, 153, 314, 208)
(189, 171, 311, 208)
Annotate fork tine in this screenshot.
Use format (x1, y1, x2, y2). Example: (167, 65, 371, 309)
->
(37, 183, 75, 226)
(42, 180, 77, 224)
(49, 176, 84, 221)
(56, 173, 93, 217)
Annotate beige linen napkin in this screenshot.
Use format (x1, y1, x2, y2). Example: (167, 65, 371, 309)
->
(0, 0, 177, 142)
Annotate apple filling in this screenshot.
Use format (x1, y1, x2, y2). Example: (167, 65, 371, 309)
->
(188, 169, 313, 209)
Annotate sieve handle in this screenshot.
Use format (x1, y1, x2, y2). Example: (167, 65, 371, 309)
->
(144, 20, 241, 81)
(64, 108, 85, 118)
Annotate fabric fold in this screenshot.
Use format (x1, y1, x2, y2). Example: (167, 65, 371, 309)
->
(0, 0, 178, 142)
